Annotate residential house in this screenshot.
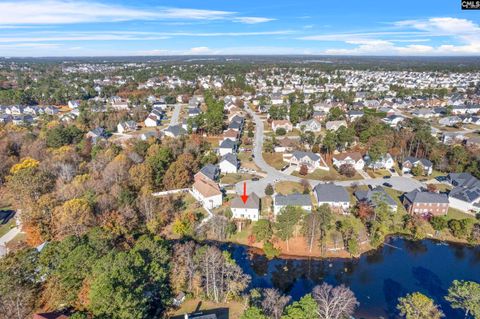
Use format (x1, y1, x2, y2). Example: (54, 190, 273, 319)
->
(271, 93, 283, 105)
(144, 115, 160, 127)
(218, 139, 237, 156)
(289, 151, 329, 173)
(222, 129, 239, 142)
(198, 164, 220, 181)
(314, 183, 350, 213)
(273, 193, 312, 216)
(68, 100, 80, 109)
(191, 172, 222, 209)
(442, 132, 465, 145)
(332, 152, 365, 170)
(401, 156, 433, 175)
(347, 110, 364, 122)
(382, 115, 405, 127)
(325, 120, 347, 131)
(364, 153, 394, 170)
(86, 127, 107, 144)
(117, 120, 137, 134)
(219, 153, 239, 174)
(354, 186, 398, 213)
(403, 189, 449, 216)
(447, 173, 480, 213)
(271, 120, 293, 132)
(230, 192, 261, 221)
(45, 105, 59, 115)
(297, 119, 321, 132)
(163, 124, 187, 138)
(439, 116, 462, 127)
(412, 108, 436, 118)
(274, 137, 297, 153)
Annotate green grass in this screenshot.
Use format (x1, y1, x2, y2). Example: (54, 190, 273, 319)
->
(0, 218, 15, 238)
(292, 168, 362, 181)
(220, 173, 254, 184)
(367, 169, 391, 178)
(275, 181, 304, 194)
(263, 152, 285, 170)
(446, 207, 476, 221)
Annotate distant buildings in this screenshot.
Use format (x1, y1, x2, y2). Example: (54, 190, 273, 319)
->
(289, 151, 329, 173)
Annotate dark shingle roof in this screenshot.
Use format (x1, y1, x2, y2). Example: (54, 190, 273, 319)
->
(292, 151, 320, 162)
(404, 189, 449, 204)
(354, 186, 397, 208)
(274, 193, 312, 207)
(199, 164, 219, 181)
(314, 183, 350, 203)
(220, 153, 238, 166)
(231, 192, 260, 209)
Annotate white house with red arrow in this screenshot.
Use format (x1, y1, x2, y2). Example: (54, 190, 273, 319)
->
(230, 191, 261, 221)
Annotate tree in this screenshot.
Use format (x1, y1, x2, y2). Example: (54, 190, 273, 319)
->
(445, 280, 480, 319)
(0, 248, 39, 319)
(261, 288, 291, 319)
(241, 307, 268, 319)
(303, 209, 321, 252)
(411, 164, 424, 176)
(253, 220, 273, 242)
(163, 153, 197, 190)
(275, 128, 286, 136)
(299, 164, 308, 176)
(312, 283, 358, 319)
(282, 294, 317, 319)
(265, 183, 274, 196)
(276, 206, 304, 251)
(397, 292, 444, 319)
(53, 198, 95, 238)
(88, 236, 171, 319)
(263, 242, 280, 259)
(338, 164, 356, 178)
(317, 204, 333, 254)
(430, 216, 448, 233)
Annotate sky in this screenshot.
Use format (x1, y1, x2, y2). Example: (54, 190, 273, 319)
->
(0, 0, 479, 57)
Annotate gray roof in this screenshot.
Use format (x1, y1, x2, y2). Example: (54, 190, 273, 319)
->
(292, 151, 320, 162)
(274, 193, 312, 207)
(448, 173, 480, 203)
(220, 153, 238, 166)
(354, 186, 397, 208)
(219, 139, 236, 149)
(404, 189, 449, 204)
(164, 124, 186, 137)
(231, 192, 260, 209)
(228, 121, 242, 130)
(403, 156, 433, 168)
(314, 183, 350, 203)
(199, 164, 219, 181)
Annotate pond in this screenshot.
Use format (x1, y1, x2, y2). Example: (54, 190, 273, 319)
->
(228, 237, 480, 318)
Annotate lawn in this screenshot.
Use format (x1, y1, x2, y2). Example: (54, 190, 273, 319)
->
(220, 173, 254, 185)
(0, 218, 15, 238)
(366, 169, 391, 178)
(263, 152, 285, 170)
(446, 207, 477, 221)
(275, 181, 304, 194)
(260, 196, 273, 217)
(229, 223, 252, 244)
(170, 298, 244, 319)
(292, 168, 362, 181)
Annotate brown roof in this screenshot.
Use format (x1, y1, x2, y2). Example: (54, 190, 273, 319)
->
(193, 174, 222, 198)
(278, 137, 297, 147)
(333, 152, 363, 161)
(272, 120, 291, 126)
(231, 192, 260, 209)
(223, 129, 238, 138)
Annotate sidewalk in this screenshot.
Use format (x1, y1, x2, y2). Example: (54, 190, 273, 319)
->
(0, 226, 21, 257)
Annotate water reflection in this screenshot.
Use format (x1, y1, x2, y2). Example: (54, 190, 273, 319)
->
(231, 238, 480, 318)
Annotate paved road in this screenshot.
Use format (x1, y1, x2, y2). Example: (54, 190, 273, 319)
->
(170, 104, 182, 126)
(235, 107, 425, 197)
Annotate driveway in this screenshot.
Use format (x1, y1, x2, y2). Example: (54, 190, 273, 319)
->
(170, 104, 182, 126)
(234, 107, 425, 197)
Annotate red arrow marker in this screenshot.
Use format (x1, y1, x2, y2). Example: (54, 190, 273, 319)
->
(241, 181, 249, 204)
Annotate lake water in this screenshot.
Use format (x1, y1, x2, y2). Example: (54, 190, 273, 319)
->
(228, 237, 480, 319)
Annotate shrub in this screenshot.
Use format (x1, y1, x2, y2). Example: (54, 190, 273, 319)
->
(275, 128, 286, 136)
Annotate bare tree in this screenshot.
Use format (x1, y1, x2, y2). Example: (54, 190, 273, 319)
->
(261, 288, 291, 319)
(313, 283, 358, 319)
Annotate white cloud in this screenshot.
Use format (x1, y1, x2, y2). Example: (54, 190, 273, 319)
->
(0, 0, 274, 25)
(233, 17, 275, 24)
(301, 17, 480, 55)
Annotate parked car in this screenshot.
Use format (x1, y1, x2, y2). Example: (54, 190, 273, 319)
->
(383, 182, 393, 187)
(252, 177, 259, 181)
(383, 175, 391, 179)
